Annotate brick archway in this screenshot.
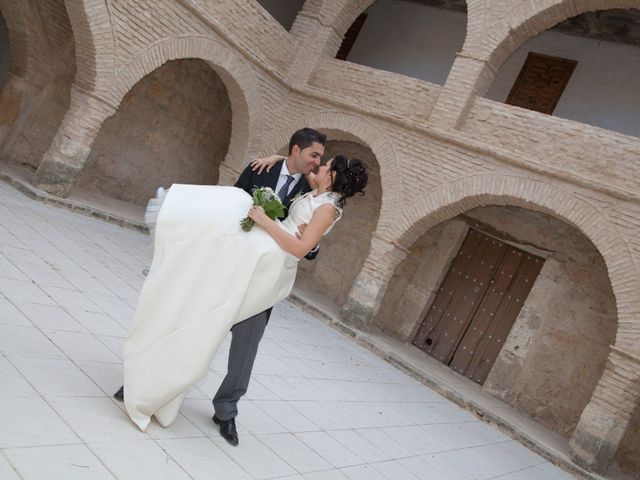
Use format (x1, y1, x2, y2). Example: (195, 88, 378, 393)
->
(112, 37, 263, 177)
(468, 0, 640, 94)
(62, 0, 115, 100)
(372, 174, 638, 352)
(363, 172, 640, 473)
(308, 0, 473, 59)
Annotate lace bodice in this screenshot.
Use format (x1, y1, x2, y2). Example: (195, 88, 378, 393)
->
(279, 191, 342, 236)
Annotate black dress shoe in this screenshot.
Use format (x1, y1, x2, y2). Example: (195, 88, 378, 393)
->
(212, 415, 239, 446)
(113, 386, 124, 401)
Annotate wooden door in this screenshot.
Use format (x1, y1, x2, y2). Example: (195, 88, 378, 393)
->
(505, 52, 577, 115)
(413, 229, 543, 384)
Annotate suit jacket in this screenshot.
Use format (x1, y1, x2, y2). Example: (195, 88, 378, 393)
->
(234, 159, 311, 219)
(233, 160, 314, 323)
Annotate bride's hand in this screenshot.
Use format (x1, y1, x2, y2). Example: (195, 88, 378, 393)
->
(247, 205, 270, 227)
(251, 155, 285, 174)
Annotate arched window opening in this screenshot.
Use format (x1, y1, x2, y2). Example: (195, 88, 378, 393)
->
(376, 204, 617, 439)
(76, 60, 232, 205)
(487, 9, 640, 137)
(255, 0, 305, 31)
(339, 0, 467, 85)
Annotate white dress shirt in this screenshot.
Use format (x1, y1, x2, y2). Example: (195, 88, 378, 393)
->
(275, 160, 303, 198)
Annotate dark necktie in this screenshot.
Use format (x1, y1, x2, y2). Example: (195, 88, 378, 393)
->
(277, 175, 295, 203)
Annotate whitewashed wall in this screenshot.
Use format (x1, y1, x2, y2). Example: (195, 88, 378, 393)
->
(486, 30, 640, 137)
(255, 0, 305, 31)
(347, 0, 466, 85)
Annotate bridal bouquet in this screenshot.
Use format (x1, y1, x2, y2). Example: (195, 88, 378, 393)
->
(240, 187, 286, 231)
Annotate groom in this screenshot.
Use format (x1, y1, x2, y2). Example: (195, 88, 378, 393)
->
(113, 128, 325, 442)
(211, 128, 325, 444)
(212, 127, 325, 445)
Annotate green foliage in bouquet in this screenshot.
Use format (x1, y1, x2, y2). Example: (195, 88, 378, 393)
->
(240, 187, 286, 231)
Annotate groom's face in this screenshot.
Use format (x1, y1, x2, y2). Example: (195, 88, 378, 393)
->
(291, 142, 324, 175)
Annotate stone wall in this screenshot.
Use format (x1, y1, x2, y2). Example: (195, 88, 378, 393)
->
(0, 10, 8, 88)
(0, 0, 75, 171)
(77, 59, 231, 205)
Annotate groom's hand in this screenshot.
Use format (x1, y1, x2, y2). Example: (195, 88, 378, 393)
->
(295, 223, 308, 239)
(297, 224, 320, 261)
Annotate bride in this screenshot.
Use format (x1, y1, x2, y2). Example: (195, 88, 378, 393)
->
(123, 154, 368, 430)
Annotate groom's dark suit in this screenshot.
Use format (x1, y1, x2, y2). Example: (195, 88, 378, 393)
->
(235, 159, 312, 218)
(212, 159, 313, 421)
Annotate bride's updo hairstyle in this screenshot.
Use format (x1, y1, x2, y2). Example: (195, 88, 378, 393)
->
(330, 155, 368, 208)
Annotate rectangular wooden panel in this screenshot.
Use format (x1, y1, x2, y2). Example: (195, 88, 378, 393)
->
(413, 230, 507, 364)
(463, 252, 543, 383)
(506, 52, 577, 115)
(450, 248, 544, 384)
(413, 229, 482, 348)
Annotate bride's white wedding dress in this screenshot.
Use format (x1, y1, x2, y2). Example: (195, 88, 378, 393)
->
(123, 184, 341, 431)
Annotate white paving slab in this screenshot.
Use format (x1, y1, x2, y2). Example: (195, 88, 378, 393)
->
(0, 452, 20, 480)
(157, 437, 252, 480)
(0, 356, 39, 397)
(11, 357, 104, 397)
(0, 396, 80, 448)
(211, 433, 297, 479)
(89, 439, 191, 480)
(4, 444, 115, 480)
(16, 303, 87, 332)
(0, 297, 31, 326)
(0, 324, 65, 359)
(0, 182, 577, 480)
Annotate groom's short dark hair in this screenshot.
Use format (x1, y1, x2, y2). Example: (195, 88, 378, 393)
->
(288, 128, 326, 154)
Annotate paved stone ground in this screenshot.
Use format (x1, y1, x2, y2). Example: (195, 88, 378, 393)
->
(0, 181, 576, 480)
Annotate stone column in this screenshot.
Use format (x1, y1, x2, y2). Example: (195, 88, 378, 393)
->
(33, 85, 116, 197)
(288, 18, 342, 88)
(569, 346, 640, 474)
(342, 236, 408, 329)
(428, 53, 494, 129)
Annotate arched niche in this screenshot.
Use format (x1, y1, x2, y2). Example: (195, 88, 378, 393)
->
(376, 204, 617, 441)
(484, 8, 640, 137)
(76, 59, 232, 205)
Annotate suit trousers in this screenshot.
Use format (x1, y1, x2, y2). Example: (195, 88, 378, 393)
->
(212, 310, 269, 420)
